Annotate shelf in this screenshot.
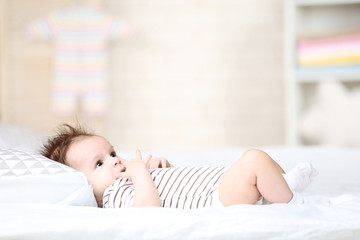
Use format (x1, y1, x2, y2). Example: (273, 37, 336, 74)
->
(296, 0, 360, 6)
(295, 67, 360, 82)
(285, 0, 360, 146)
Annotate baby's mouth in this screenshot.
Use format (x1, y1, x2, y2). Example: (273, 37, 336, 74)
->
(119, 165, 126, 172)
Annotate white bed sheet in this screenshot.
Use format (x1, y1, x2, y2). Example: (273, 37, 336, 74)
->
(1, 199, 360, 240)
(1, 146, 360, 240)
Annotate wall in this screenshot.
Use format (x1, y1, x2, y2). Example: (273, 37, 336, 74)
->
(1, 0, 284, 152)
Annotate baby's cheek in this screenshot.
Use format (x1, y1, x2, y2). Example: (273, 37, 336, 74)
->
(89, 172, 117, 201)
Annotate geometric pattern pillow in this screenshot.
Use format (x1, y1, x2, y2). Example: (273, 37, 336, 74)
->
(0, 148, 97, 207)
(0, 148, 75, 177)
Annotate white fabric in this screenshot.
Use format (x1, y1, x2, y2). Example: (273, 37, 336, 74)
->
(57, 185, 97, 206)
(1, 146, 360, 239)
(0, 148, 97, 206)
(1, 196, 360, 240)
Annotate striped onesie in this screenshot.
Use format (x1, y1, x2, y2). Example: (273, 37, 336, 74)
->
(103, 167, 228, 209)
(26, 6, 130, 116)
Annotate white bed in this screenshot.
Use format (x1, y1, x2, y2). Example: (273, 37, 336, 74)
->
(0, 125, 360, 240)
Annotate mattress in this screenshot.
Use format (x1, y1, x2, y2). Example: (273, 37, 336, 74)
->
(1, 146, 360, 240)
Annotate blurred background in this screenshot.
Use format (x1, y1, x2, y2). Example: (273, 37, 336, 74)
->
(1, 0, 360, 152)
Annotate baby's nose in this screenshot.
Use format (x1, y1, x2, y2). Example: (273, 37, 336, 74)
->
(106, 156, 120, 166)
(114, 157, 121, 166)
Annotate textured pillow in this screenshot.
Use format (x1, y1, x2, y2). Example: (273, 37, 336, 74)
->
(0, 149, 97, 206)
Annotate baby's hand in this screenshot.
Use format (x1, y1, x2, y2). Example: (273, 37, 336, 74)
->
(119, 149, 151, 179)
(148, 157, 172, 169)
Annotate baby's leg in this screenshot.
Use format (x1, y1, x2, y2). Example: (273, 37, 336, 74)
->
(219, 149, 293, 206)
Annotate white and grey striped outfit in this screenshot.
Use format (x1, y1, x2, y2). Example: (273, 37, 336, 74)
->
(103, 167, 228, 209)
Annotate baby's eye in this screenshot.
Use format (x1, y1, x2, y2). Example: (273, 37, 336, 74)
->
(110, 152, 117, 158)
(96, 161, 103, 168)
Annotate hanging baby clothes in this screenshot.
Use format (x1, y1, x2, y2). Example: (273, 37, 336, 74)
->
(26, 6, 130, 116)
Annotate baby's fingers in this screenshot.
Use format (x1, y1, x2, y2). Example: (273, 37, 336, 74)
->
(161, 158, 168, 168)
(136, 149, 142, 160)
(148, 158, 159, 169)
(144, 154, 152, 166)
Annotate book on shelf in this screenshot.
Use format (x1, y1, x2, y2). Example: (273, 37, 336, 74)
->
(296, 30, 360, 71)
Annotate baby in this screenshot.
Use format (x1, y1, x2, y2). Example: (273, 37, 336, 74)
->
(41, 124, 319, 208)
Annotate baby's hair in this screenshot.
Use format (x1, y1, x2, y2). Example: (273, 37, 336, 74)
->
(41, 123, 95, 165)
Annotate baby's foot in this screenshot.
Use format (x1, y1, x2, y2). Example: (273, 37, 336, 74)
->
(283, 162, 319, 193)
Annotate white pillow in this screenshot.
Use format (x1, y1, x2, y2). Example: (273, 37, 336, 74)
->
(0, 124, 45, 152)
(0, 148, 97, 207)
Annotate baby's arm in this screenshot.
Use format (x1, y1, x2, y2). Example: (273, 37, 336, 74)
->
(119, 150, 161, 207)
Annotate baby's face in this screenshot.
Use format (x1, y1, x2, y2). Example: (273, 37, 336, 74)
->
(65, 135, 126, 206)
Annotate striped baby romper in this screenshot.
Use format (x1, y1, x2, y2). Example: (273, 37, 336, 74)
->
(26, 6, 130, 116)
(103, 167, 228, 209)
